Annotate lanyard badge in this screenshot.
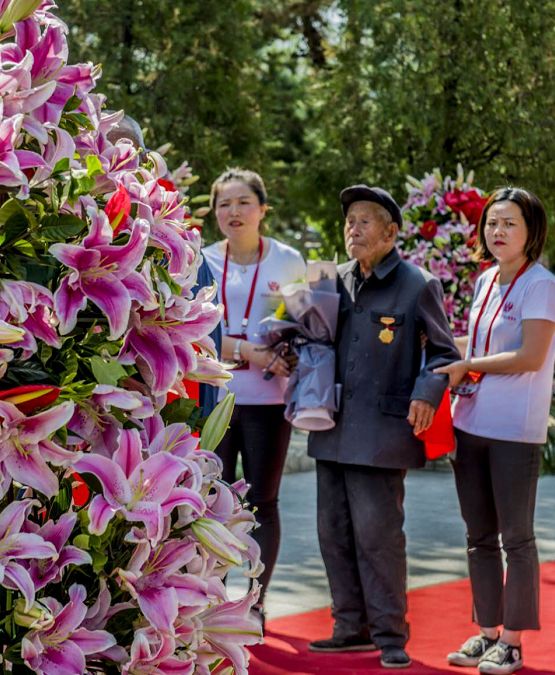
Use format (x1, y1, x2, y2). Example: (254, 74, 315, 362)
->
(221, 238, 264, 370)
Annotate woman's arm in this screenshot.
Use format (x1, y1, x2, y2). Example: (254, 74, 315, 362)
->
(434, 319, 555, 386)
(454, 335, 468, 358)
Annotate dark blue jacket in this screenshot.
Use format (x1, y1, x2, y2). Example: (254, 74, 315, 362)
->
(194, 256, 222, 415)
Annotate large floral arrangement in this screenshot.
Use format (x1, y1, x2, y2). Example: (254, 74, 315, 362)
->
(0, 1, 262, 673)
(398, 165, 489, 335)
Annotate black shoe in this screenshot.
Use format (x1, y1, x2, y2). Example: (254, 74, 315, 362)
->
(380, 646, 412, 669)
(478, 642, 523, 674)
(447, 634, 499, 667)
(308, 635, 378, 653)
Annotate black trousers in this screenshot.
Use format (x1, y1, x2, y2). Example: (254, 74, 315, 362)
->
(217, 404, 291, 603)
(316, 459, 409, 648)
(453, 429, 541, 631)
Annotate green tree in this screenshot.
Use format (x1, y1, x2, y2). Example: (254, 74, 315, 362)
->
(300, 0, 555, 257)
(61, 1, 555, 260)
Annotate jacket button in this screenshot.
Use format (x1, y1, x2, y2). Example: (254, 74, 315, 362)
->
(348, 361, 355, 371)
(345, 391, 353, 399)
(355, 305, 363, 313)
(353, 335, 359, 342)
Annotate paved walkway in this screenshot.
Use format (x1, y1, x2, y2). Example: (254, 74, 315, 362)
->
(228, 468, 555, 619)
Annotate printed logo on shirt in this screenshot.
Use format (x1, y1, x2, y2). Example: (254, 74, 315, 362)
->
(267, 281, 280, 292)
(503, 301, 517, 322)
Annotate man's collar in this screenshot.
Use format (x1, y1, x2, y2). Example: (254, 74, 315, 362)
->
(347, 247, 401, 282)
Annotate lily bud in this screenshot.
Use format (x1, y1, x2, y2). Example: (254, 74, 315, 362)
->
(0, 320, 24, 344)
(191, 517, 247, 565)
(14, 599, 55, 630)
(200, 392, 235, 452)
(0, 0, 43, 32)
(193, 206, 211, 218)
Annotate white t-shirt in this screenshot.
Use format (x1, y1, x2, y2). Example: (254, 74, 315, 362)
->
(203, 237, 306, 405)
(453, 263, 555, 444)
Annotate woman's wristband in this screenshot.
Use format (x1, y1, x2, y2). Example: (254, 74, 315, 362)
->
(233, 339, 242, 362)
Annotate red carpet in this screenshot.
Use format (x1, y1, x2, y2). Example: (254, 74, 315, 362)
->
(249, 562, 555, 674)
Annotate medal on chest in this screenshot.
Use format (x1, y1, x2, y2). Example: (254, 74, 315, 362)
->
(378, 316, 395, 344)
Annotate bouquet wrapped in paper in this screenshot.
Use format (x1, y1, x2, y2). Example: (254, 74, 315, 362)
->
(258, 261, 340, 431)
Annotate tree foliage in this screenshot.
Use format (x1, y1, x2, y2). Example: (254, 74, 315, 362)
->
(60, 0, 555, 260)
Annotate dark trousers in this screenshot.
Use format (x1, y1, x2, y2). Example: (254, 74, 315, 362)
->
(217, 404, 291, 603)
(453, 429, 541, 631)
(316, 460, 409, 648)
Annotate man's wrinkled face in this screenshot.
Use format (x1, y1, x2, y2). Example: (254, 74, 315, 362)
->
(344, 201, 396, 268)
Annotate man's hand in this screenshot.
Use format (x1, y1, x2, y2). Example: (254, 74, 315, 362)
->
(407, 399, 435, 436)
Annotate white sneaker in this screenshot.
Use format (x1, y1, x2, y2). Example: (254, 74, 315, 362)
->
(478, 642, 523, 674)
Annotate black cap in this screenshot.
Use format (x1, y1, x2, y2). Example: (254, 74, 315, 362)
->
(340, 184, 402, 227)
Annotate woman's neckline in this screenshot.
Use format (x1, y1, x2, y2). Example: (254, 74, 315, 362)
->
(223, 237, 271, 271)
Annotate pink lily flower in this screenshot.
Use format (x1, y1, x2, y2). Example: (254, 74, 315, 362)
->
(74, 428, 204, 544)
(117, 537, 212, 633)
(0, 499, 57, 611)
(0, 399, 76, 498)
(50, 214, 150, 339)
(21, 583, 116, 675)
(196, 588, 262, 675)
(119, 295, 223, 396)
(124, 173, 198, 279)
(0, 113, 47, 188)
(148, 422, 199, 459)
(0, 347, 14, 379)
(84, 578, 134, 631)
(123, 627, 194, 675)
(68, 384, 154, 457)
(0, 279, 61, 355)
(82, 578, 132, 664)
(23, 512, 92, 590)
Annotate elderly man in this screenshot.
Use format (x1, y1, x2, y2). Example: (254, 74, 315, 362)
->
(308, 185, 459, 667)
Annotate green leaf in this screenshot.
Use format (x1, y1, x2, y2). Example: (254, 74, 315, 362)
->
(160, 397, 199, 425)
(2, 360, 50, 386)
(90, 355, 127, 386)
(0, 199, 30, 243)
(60, 351, 79, 386)
(12, 239, 38, 258)
(91, 550, 108, 574)
(38, 343, 53, 367)
(72, 174, 96, 198)
(53, 157, 70, 174)
(63, 94, 82, 112)
(86, 154, 105, 178)
(39, 214, 86, 241)
(73, 534, 90, 550)
(155, 264, 181, 295)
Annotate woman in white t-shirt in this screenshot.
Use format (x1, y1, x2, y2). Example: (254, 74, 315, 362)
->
(435, 188, 555, 675)
(203, 168, 305, 628)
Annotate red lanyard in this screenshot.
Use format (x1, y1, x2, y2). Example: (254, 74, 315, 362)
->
(221, 237, 263, 336)
(471, 260, 529, 356)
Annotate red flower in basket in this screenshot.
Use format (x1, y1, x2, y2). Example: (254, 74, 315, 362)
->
(444, 188, 488, 226)
(0, 384, 61, 414)
(420, 219, 438, 241)
(157, 177, 177, 192)
(105, 183, 131, 234)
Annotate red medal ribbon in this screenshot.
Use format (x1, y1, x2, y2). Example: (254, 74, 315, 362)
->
(471, 260, 529, 357)
(221, 237, 263, 336)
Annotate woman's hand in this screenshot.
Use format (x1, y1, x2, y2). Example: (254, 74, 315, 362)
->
(243, 341, 291, 377)
(434, 360, 470, 388)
